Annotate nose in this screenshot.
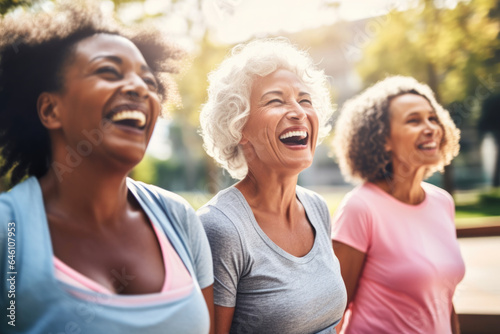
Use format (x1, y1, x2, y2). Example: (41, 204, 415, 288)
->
(121, 73, 149, 101)
(423, 119, 440, 137)
(286, 102, 307, 121)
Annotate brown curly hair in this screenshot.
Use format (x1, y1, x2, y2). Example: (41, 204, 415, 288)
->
(332, 76, 460, 183)
(0, 1, 183, 186)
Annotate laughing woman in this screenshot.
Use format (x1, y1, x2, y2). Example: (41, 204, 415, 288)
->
(331, 76, 465, 334)
(0, 4, 213, 333)
(198, 39, 347, 334)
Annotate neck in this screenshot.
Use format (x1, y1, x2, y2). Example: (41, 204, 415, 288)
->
(375, 163, 427, 205)
(235, 169, 299, 218)
(39, 160, 132, 226)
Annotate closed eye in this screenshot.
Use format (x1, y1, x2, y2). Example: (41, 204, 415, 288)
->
(143, 77, 158, 91)
(266, 99, 283, 105)
(96, 66, 121, 78)
(299, 99, 312, 105)
(429, 116, 439, 122)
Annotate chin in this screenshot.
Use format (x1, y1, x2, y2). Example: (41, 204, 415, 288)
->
(105, 147, 147, 170)
(286, 160, 313, 174)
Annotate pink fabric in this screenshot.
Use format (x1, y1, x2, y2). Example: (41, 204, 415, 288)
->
(54, 224, 193, 305)
(332, 182, 465, 334)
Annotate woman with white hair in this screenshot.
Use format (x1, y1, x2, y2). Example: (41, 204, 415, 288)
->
(331, 76, 465, 334)
(197, 38, 347, 334)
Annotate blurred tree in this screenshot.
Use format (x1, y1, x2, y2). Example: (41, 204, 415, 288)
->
(129, 154, 158, 185)
(0, 0, 37, 14)
(357, 0, 500, 194)
(479, 94, 500, 187)
(174, 36, 230, 191)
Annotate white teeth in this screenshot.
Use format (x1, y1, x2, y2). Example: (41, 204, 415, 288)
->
(419, 142, 437, 149)
(279, 130, 307, 140)
(110, 110, 146, 127)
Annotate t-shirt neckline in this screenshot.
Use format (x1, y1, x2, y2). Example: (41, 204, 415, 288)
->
(228, 186, 319, 264)
(30, 176, 189, 299)
(365, 182, 429, 210)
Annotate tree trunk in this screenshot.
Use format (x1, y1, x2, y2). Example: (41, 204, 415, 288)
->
(494, 139, 500, 187)
(443, 164, 455, 195)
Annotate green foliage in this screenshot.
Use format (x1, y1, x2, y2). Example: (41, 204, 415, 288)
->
(130, 154, 158, 185)
(357, 0, 500, 107)
(0, 0, 38, 15)
(176, 36, 230, 126)
(455, 188, 500, 220)
(479, 187, 500, 206)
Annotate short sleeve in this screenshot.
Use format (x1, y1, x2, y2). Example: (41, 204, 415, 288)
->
(443, 189, 455, 221)
(145, 182, 214, 289)
(198, 206, 246, 308)
(184, 206, 214, 289)
(331, 193, 372, 253)
(423, 182, 456, 227)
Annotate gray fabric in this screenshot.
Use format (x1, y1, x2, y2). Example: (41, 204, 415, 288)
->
(198, 186, 347, 334)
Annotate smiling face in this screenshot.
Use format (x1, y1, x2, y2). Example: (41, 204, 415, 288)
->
(240, 69, 319, 176)
(385, 93, 444, 173)
(46, 33, 161, 169)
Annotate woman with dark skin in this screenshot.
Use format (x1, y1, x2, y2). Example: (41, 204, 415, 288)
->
(0, 4, 213, 333)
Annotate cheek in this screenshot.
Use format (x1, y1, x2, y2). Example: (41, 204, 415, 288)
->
(308, 110, 320, 135)
(437, 126, 444, 141)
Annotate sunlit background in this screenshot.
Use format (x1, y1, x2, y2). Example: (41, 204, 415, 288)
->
(1, 1, 500, 322)
(1, 0, 499, 218)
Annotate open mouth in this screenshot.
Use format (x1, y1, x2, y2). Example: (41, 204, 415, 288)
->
(106, 110, 146, 130)
(417, 142, 437, 150)
(279, 130, 308, 146)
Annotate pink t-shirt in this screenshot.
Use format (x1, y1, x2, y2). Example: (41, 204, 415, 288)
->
(331, 182, 465, 334)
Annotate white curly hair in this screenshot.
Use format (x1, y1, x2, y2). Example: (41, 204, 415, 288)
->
(199, 38, 334, 180)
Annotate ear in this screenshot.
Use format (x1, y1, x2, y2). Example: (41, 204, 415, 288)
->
(37, 93, 62, 130)
(384, 137, 392, 152)
(239, 134, 249, 145)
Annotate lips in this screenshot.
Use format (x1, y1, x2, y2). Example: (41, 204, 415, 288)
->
(105, 104, 148, 130)
(279, 128, 308, 146)
(417, 141, 438, 150)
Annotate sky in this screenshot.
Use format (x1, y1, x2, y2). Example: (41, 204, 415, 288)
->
(115, 0, 422, 47)
(201, 0, 414, 43)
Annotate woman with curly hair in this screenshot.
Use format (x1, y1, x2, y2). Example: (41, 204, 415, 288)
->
(198, 38, 347, 334)
(0, 3, 213, 333)
(331, 76, 465, 334)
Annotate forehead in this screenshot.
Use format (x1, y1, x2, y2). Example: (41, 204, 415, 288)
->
(389, 93, 433, 118)
(251, 69, 307, 96)
(72, 33, 147, 66)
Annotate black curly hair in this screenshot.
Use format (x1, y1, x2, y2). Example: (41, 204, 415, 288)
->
(332, 76, 460, 184)
(0, 2, 183, 186)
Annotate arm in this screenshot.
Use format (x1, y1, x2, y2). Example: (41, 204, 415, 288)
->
(451, 304, 460, 334)
(198, 206, 245, 334)
(214, 305, 235, 334)
(332, 240, 367, 333)
(202, 285, 215, 334)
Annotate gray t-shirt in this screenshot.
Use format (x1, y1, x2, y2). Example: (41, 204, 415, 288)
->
(198, 186, 347, 334)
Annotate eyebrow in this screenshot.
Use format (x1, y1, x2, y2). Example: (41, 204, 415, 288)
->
(88, 55, 153, 73)
(260, 90, 311, 101)
(405, 109, 436, 117)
